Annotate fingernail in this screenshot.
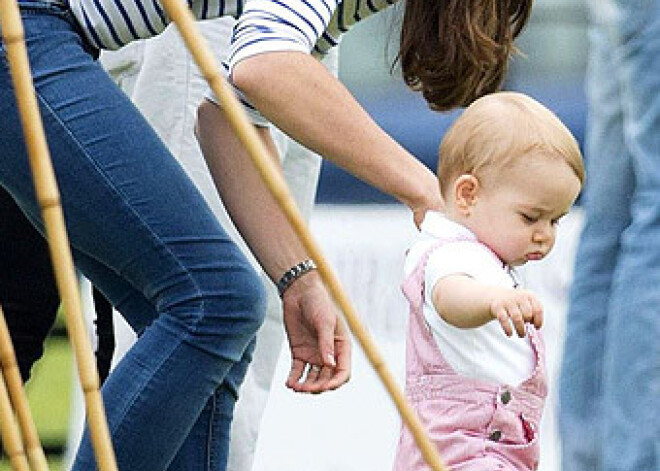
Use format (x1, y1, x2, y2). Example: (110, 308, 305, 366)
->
(326, 353, 336, 366)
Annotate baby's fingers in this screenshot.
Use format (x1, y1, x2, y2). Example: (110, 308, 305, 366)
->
(504, 302, 525, 337)
(519, 293, 544, 330)
(494, 307, 514, 337)
(530, 297, 544, 329)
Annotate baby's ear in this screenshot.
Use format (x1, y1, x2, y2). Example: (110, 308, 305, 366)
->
(453, 174, 480, 215)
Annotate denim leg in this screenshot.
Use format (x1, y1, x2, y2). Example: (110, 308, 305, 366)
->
(72, 246, 259, 471)
(0, 5, 265, 471)
(558, 22, 634, 471)
(166, 338, 257, 471)
(561, 3, 660, 471)
(74, 248, 257, 471)
(601, 3, 660, 469)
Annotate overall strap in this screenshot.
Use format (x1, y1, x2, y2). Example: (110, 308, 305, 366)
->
(401, 237, 479, 377)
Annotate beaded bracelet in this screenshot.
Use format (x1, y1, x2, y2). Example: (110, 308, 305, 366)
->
(277, 259, 317, 297)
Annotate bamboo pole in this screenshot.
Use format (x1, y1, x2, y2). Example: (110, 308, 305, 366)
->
(0, 372, 30, 471)
(0, 306, 49, 471)
(0, 3, 118, 471)
(159, 3, 447, 470)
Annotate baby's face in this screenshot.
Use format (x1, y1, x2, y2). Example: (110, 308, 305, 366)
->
(463, 156, 581, 266)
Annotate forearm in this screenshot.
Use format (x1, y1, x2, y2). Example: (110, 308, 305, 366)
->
(196, 100, 310, 283)
(431, 275, 498, 329)
(197, 101, 351, 389)
(231, 51, 442, 219)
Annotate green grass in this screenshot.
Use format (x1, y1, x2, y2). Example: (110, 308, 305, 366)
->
(0, 335, 72, 471)
(0, 457, 65, 471)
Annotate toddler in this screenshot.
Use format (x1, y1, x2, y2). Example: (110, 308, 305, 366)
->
(393, 92, 585, 471)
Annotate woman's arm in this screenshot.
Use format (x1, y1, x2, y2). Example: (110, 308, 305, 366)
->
(231, 51, 443, 226)
(196, 102, 350, 393)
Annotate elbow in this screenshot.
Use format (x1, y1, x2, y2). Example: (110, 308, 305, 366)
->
(231, 52, 294, 101)
(231, 56, 267, 100)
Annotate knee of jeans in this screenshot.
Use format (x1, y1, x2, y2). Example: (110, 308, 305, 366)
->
(198, 264, 267, 339)
(230, 267, 267, 336)
(157, 262, 267, 356)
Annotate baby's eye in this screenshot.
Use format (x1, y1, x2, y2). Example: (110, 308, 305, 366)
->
(520, 213, 538, 224)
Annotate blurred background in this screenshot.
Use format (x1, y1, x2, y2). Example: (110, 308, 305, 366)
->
(0, 0, 588, 470)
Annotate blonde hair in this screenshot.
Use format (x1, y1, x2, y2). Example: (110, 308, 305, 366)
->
(438, 91, 585, 198)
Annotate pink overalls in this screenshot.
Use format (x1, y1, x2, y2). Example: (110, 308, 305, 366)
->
(392, 242, 548, 471)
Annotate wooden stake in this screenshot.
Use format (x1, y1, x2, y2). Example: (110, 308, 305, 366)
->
(0, 306, 49, 471)
(159, 2, 447, 470)
(0, 2, 118, 471)
(0, 372, 30, 471)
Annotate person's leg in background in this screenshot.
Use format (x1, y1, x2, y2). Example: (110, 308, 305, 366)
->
(91, 285, 115, 382)
(0, 186, 59, 382)
(599, 1, 660, 468)
(97, 18, 338, 471)
(0, 182, 115, 384)
(559, 11, 631, 467)
(559, 1, 660, 470)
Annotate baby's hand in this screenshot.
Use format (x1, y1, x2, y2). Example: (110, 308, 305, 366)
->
(489, 288, 543, 337)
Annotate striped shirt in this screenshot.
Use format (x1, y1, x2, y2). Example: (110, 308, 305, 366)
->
(68, 0, 398, 125)
(312, 0, 396, 58)
(67, 0, 398, 64)
(227, 0, 396, 70)
(209, 0, 397, 125)
(65, 0, 241, 50)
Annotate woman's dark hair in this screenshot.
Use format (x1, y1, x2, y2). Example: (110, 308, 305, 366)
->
(397, 0, 533, 111)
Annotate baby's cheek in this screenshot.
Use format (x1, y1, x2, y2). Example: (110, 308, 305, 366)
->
(501, 240, 527, 265)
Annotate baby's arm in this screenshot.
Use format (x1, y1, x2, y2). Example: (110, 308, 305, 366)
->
(431, 275, 544, 337)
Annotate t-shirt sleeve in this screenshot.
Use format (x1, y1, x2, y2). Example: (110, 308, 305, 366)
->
(227, 0, 338, 74)
(206, 0, 338, 126)
(204, 62, 271, 127)
(423, 241, 498, 306)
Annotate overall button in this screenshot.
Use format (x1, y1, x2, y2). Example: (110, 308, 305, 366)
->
(489, 430, 502, 442)
(500, 390, 512, 404)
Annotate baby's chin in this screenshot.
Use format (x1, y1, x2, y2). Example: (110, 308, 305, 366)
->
(509, 260, 527, 267)
(507, 258, 528, 267)
(487, 247, 525, 267)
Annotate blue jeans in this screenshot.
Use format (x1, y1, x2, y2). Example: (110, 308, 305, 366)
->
(0, 3, 266, 470)
(559, 1, 660, 470)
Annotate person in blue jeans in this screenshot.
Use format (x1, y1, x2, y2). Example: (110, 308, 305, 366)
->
(559, 1, 660, 470)
(0, 2, 352, 470)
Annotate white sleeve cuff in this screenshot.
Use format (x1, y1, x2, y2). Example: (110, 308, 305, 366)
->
(203, 62, 271, 127)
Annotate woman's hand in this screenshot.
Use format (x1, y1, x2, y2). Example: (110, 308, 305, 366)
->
(281, 271, 351, 394)
(411, 195, 444, 229)
(409, 172, 444, 229)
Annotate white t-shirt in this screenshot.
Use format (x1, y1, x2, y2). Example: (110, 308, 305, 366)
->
(404, 211, 535, 386)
